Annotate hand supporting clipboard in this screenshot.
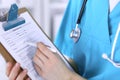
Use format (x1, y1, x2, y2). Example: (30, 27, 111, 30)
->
(0, 4, 78, 80)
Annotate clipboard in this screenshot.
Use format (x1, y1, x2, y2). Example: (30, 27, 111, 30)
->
(0, 7, 27, 63)
(0, 4, 78, 79)
(0, 5, 30, 80)
(0, 4, 44, 63)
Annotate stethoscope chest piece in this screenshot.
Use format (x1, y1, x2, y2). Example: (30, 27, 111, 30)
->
(70, 25, 81, 43)
(70, 0, 87, 43)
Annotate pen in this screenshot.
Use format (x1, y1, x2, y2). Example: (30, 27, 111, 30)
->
(26, 42, 37, 48)
(26, 42, 57, 53)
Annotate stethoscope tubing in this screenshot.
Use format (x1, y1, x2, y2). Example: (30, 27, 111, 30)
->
(77, 0, 87, 24)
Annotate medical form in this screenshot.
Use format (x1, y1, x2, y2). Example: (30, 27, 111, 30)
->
(0, 12, 73, 80)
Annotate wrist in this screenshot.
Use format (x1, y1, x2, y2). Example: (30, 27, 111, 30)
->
(70, 72, 87, 80)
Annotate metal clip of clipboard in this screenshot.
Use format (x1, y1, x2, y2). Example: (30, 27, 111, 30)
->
(2, 4, 25, 31)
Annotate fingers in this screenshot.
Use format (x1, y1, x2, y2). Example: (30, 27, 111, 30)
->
(9, 63, 21, 80)
(37, 43, 54, 58)
(6, 62, 13, 76)
(33, 42, 69, 80)
(6, 62, 30, 80)
(33, 55, 43, 69)
(34, 42, 59, 68)
(33, 43, 51, 69)
(34, 64, 42, 76)
(36, 49, 48, 63)
(16, 70, 27, 80)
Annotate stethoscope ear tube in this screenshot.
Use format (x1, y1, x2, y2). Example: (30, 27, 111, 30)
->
(102, 23, 120, 68)
(102, 54, 120, 68)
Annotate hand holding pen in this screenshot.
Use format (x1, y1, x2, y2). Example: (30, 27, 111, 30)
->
(32, 42, 77, 80)
(6, 42, 85, 80)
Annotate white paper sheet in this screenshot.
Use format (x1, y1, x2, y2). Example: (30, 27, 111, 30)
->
(0, 12, 73, 80)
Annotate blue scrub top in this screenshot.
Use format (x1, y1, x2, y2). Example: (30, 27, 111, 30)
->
(54, 0, 120, 80)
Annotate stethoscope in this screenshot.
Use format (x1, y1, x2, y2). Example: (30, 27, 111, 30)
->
(70, 0, 120, 68)
(70, 0, 87, 43)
